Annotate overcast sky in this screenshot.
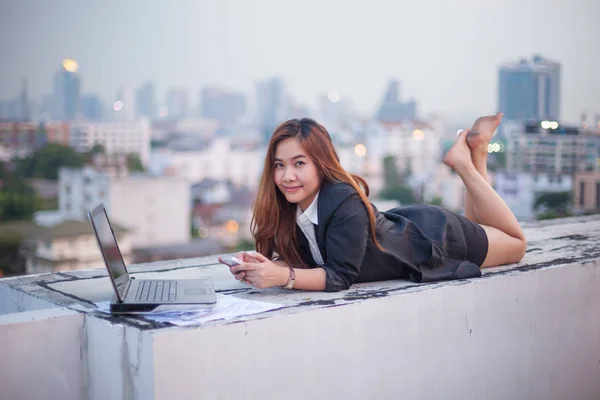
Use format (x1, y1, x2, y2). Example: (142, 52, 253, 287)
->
(1, 0, 599, 123)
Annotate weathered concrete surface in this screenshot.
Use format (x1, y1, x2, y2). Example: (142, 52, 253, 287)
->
(1, 215, 599, 328)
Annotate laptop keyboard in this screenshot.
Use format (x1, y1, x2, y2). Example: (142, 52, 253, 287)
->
(135, 280, 177, 302)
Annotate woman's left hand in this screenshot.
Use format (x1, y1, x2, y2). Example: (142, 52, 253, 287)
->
(230, 252, 289, 289)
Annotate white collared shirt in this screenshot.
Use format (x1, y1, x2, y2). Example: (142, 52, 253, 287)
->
(296, 192, 324, 265)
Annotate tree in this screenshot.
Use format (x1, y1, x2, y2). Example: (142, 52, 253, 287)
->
(534, 191, 572, 220)
(428, 196, 443, 207)
(0, 177, 43, 221)
(126, 153, 145, 172)
(88, 144, 106, 155)
(379, 184, 417, 204)
(379, 155, 416, 204)
(14, 143, 86, 180)
(382, 156, 401, 188)
(0, 231, 26, 276)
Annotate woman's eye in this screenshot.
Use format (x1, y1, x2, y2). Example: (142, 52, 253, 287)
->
(275, 163, 284, 168)
(295, 161, 305, 167)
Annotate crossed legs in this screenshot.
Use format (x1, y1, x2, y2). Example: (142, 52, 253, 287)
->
(443, 113, 527, 268)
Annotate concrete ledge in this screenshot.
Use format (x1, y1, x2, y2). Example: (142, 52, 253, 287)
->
(1, 215, 599, 399)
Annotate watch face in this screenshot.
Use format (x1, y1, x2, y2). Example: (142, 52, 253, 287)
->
(284, 279, 295, 289)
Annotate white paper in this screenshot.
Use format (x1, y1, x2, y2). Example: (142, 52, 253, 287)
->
(93, 294, 283, 326)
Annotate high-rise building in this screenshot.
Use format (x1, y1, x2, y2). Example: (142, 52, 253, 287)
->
(166, 88, 189, 119)
(498, 54, 561, 122)
(318, 92, 353, 127)
(81, 95, 104, 121)
(256, 77, 285, 140)
(200, 87, 246, 123)
(52, 59, 81, 120)
(114, 87, 136, 121)
(377, 80, 417, 123)
(136, 81, 156, 118)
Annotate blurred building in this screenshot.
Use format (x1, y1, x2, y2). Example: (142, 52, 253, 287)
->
(0, 121, 46, 158)
(136, 81, 156, 118)
(0, 219, 133, 275)
(191, 179, 255, 247)
(505, 121, 600, 175)
(377, 79, 417, 123)
(52, 59, 81, 120)
(200, 87, 246, 123)
(114, 87, 136, 121)
(49, 166, 191, 247)
(374, 120, 443, 177)
(318, 92, 354, 128)
(166, 88, 190, 119)
(42, 121, 71, 146)
(70, 120, 152, 166)
(498, 54, 561, 122)
(256, 77, 285, 141)
(574, 171, 600, 213)
(81, 94, 104, 121)
(495, 171, 573, 221)
(150, 137, 264, 189)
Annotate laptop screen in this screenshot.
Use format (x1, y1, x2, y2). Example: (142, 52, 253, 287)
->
(90, 205, 129, 299)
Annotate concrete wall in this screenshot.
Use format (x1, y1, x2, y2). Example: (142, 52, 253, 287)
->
(153, 263, 600, 400)
(1, 214, 599, 399)
(0, 308, 84, 400)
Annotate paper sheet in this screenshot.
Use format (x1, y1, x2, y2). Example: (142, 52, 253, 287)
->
(94, 294, 283, 326)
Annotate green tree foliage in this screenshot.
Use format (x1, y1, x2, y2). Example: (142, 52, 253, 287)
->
(0, 177, 43, 221)
(89, 144, 106, 155)
(379, 155, 416, 204)
(428, 196, 443, 207)
(14, 143, 86, 180)
(534, 191, 572, 220)
(126, 153, 145, 172)
(0, 231, 25, 276)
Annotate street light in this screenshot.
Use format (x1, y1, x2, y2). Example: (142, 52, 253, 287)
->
(413, 129, 424, 141)
(354, 143, 367, 157)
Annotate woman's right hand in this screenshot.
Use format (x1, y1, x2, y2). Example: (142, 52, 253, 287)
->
(230, 251, 259, 283)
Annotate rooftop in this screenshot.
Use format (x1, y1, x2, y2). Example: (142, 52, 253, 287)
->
(1, 214, 599, 399)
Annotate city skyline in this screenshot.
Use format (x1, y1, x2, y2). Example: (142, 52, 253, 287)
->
(1, 0, 600, 124)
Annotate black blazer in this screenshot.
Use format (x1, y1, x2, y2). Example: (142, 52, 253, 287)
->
(296, 181, 482, 292)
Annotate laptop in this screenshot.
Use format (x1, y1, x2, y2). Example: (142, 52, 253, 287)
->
(88, 203, 217, 314)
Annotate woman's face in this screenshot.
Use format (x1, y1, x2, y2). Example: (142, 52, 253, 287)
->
(273, 137, 321, 211)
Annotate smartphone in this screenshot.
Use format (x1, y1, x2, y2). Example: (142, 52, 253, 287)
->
(220, 255, 241, 267)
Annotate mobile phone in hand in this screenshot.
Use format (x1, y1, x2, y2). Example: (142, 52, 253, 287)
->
(219, 255, 241, 267)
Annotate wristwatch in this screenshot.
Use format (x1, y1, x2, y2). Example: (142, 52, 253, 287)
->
(283, 267, 296, 289)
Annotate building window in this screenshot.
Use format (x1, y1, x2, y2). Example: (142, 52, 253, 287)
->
(596, 182, 600, 209)
(580, 181, 585, 207)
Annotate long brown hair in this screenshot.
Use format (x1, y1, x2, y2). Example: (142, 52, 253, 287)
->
(251, 118, 382, 268)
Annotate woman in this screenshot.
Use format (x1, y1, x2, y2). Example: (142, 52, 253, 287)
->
(221, 115, 527, 292)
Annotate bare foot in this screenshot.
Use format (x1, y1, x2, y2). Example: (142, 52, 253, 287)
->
(466, 112, 503, 155)
(443, 130, 474, 173)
